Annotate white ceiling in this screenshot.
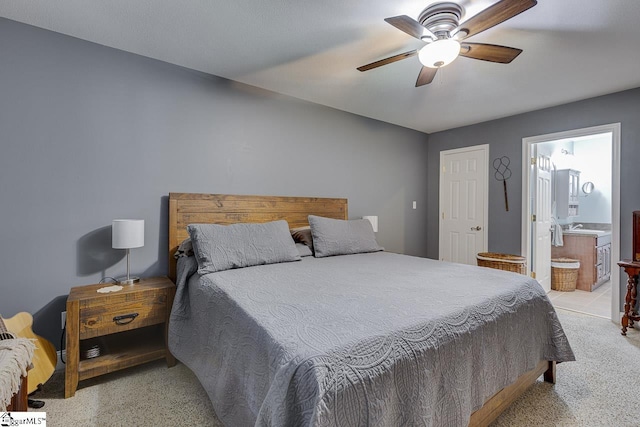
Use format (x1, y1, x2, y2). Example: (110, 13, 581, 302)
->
(2, 0, 640, 134)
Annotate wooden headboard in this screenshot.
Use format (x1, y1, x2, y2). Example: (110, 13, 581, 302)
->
(168, 193, 348, 282)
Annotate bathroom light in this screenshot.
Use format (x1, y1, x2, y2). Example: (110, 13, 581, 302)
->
(418, 39, 460, 68)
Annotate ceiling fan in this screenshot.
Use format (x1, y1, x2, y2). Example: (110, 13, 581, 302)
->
(357, 0, 537, 87)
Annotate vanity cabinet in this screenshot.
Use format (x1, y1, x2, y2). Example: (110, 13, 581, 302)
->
(551, 233, 611, 291)
(555, 169, 580, 218)
(596, 242, 611, 283)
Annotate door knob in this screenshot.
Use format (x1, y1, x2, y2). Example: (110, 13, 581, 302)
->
(471, 226, 482, 231)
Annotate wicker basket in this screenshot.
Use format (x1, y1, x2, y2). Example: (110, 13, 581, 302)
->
(551, 258, 580, 292)
(476, 252, 526, 275)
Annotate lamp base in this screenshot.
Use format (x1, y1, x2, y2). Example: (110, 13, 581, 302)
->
(116, 276, 140, 285)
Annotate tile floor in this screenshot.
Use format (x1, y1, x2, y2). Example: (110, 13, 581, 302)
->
(548, 280, 611, 318)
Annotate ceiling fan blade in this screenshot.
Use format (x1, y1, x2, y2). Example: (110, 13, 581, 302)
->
(385, 15, 435, 40)
(455, 0, 537, 39)
(357, 50, 418, 72)
(459, 43, 522, 63)
(416, 66, 438, 87)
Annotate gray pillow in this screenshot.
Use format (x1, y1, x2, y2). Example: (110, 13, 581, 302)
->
(295, 242, 313, 257)
(187, 220, 301, 274)
(308, 215, 383, 258)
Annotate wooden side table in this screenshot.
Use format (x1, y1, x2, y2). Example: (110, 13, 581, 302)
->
(617, 260, 640, 336)
(65, 277, 176, 398)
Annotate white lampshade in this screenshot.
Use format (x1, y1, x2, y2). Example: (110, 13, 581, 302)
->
(418, 39, 460, 68)
(112, 219, 145, 249)
(362, 216, 378, 233)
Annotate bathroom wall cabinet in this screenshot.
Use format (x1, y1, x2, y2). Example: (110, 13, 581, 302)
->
(555, 169, 580, 218)
(551, 233, 611, 291)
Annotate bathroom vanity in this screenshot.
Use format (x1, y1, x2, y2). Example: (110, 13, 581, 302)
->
(551, 229, 611, 291)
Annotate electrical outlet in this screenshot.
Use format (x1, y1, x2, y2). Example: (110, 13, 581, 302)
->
(412, 201, 417, 210)
(61, 311, 67, 329)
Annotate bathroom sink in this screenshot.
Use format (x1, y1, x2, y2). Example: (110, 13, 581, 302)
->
(563, 229, 609, 236)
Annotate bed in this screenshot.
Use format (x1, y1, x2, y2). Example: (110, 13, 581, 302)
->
(167, 192, 574, 426)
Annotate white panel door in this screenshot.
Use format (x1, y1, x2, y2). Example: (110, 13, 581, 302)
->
(534, 151, 552, 291)
(439, 145, 488, 265)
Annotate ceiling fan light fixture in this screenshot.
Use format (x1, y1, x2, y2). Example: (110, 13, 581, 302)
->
(418, 38, 460, 68)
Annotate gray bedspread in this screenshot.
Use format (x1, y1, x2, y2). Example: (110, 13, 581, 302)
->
(168, 252, 574, 427)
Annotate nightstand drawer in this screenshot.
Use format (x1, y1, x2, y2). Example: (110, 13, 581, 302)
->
(79, 293, 167, 339)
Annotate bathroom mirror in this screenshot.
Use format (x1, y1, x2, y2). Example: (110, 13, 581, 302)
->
(582, 181, 595, 195)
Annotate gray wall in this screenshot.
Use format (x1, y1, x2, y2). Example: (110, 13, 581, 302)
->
(426, 87, 640, 307)
(0, 18, 429, 347)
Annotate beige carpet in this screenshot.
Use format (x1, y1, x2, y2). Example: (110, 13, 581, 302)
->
(33, 309, 640, 426)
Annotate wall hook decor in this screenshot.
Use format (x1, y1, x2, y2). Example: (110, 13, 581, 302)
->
(493, 156, 512, 211)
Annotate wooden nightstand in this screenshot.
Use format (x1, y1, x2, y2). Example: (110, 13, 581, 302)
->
(65, 276, 176, 398)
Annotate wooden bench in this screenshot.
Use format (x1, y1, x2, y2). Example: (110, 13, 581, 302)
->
(0, 337, 34, 412)
(6, 374, 28, 411)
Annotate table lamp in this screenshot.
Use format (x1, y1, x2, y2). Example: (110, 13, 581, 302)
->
(362, 216, 378, 233)
(112, 219, 144, 285)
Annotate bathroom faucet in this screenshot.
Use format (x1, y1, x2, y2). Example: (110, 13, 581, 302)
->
(569, 223, 583, 231)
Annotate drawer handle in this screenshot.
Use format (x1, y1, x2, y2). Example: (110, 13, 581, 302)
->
(113, 313, 139, 325)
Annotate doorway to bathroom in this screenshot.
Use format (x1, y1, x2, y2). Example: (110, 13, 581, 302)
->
(521, 124, 620, 321)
